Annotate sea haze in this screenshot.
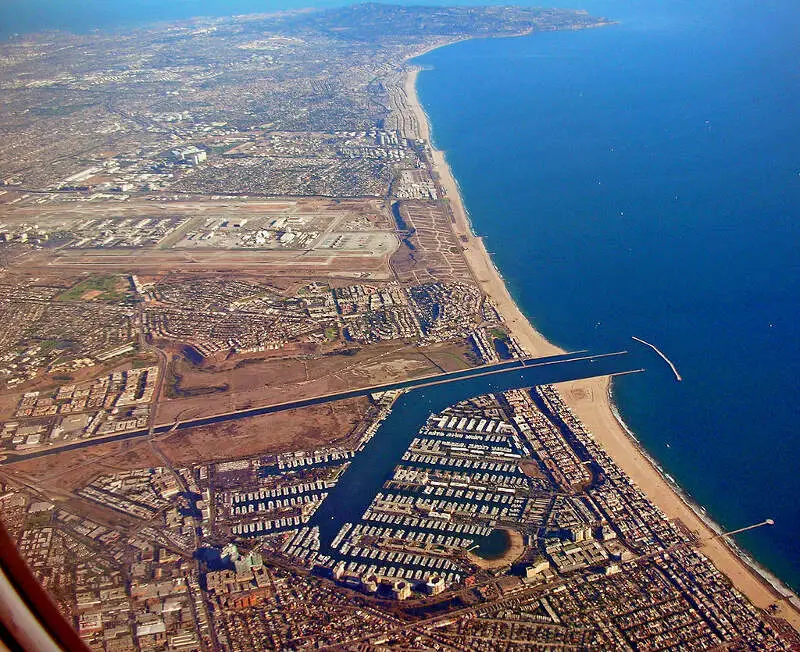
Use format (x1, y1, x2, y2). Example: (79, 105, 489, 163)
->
(416, 0, 800, 592)
(0, 0, 579, 39)
(0, 0, 327, 38)
(4, 0, 798, 595)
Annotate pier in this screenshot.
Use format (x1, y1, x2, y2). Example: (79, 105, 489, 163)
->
(716, 519, 774, 540)
(632, 336, 682, 381)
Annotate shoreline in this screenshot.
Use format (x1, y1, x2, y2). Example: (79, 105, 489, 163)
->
(467, 528, 525, 570)
(403, 47, 800, 629)
(605, 382, 800, 608)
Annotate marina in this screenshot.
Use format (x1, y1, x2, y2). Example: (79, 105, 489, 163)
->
(309, 349, 643, 553)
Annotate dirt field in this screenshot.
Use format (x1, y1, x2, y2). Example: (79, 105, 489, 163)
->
(155, 396, 370, 467)
(391, 200, 474, 285)
(167, 355, 308, 399)
(0, 395, 370, 496)
(0, 436, 164, 497)
(0, 392, 20, 421)
(156, 341, 474, 423)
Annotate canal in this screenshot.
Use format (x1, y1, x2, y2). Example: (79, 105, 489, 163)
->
(310, 351, 644, 552)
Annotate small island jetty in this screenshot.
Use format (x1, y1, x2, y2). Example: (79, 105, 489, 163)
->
(632, 336, 682, 381)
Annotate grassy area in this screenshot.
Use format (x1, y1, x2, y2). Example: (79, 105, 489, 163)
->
(324, 326, 339, 341)
(209, 144, 235, 155)
(489, 327, 509, 341)
(165, 359, 229, 399)
(30, 103, 92, 117)
(37, 339, 73, 354)
(132, 355, 158, 369)
(58, 275, 131, 303)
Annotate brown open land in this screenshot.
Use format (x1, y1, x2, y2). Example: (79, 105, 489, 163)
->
(0, 392, 21, 422)
(156, 341, 474, 424)
(391, 200, 473, 284)
(404, 62, 800, 628)
(154, 396, 369, 467)
(166, 355, 307, 400)
(0, 266, 79, 290)
(0, 396, 370, 497)
(0, 435, 164, 498)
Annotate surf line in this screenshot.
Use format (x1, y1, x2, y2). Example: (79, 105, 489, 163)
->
(632, 336, 682, 382)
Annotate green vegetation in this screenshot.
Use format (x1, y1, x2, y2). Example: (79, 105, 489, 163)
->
(58, 275, 131, 303)
(132, 356, 158, 369)
(30, 103, 92, 117)
(37, 339, 73, 354)
(489, 327, 509, 341)
(209, 144, 235, 155)
(333, 347, 360, 357)
(165, 359, 229, 399)
(324, 326, 339, 341)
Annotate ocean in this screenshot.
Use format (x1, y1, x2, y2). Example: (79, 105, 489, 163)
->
(2, 0, 798, 594)
(415, 0, 800, 592)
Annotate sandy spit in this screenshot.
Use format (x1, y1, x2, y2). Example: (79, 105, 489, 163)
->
(403, 54, 800, 629)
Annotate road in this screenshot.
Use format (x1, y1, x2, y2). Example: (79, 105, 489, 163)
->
(0, 349, 642, 466)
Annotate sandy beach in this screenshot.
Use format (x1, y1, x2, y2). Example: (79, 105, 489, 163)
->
(467, 528, 525, 570)
(403, 59, 800, 629)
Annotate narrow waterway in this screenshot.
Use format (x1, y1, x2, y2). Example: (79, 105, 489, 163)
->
(311, 351, 643, 551)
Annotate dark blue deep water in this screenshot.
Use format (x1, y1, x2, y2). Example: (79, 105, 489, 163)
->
(415, 0, 800, 592)
(2, 0, 798, 594)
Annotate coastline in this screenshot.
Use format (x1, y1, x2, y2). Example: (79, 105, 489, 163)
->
(467, 528, 525, 570)
(604, 382, 800, 607)
(403, 53, 800, 629)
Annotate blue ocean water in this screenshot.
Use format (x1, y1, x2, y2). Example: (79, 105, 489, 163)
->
(415, 0, 800, 592)
(2, 0, 798, 595)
